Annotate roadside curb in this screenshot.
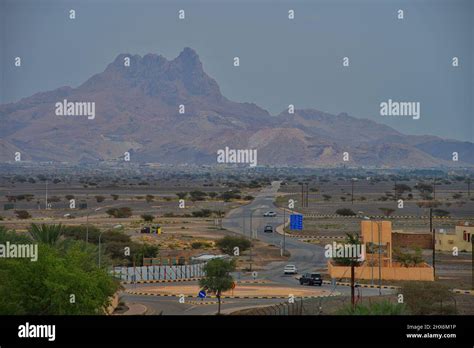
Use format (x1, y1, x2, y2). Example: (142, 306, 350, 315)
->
(187, 300, 223, 305)
(121, 302, 148, 315)
(320, 280, 400, 290)
(122, 278, 267, 285)
(319, 281, 474, 295)
(292, 235, 345, 240)
(452, 289, 474, 295)
(121, 278, 201, 285)
(304, 214, 465, 220)
(126, 289, 340, 299)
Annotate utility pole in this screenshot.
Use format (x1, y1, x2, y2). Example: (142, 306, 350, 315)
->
(300, 183, 304, 208)
(378, 222, 382, 296)
(370, 220, 374, 285)
(98, 231, 104, 267)
(282, 208, 286, 257)
(306, 183, 309, 207)
(351, 259, 355, 308)
(351, 178, 356, 204)
(430, 207, 435, 278)
(86, 212, 89, 243)
(45, 181, 48, 209)
(249, 211, 253, 271)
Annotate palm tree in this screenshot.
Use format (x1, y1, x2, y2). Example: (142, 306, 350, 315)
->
(29, 223, 64, 245)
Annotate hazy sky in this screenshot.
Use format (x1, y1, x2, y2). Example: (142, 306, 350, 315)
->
(1, 0, 473, 141)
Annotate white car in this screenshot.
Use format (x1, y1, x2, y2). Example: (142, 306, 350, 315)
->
(263, 211, 277, 217)
(283, 264, 297, 275)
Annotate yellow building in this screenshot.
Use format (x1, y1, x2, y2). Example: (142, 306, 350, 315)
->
(435, 222, 473, 252)
(328, 220, 434, 281)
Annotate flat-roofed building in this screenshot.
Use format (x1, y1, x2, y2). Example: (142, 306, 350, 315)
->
(435, 222, 473, 253)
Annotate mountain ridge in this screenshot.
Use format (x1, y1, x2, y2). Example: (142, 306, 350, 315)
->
(1, 47, 472, 167)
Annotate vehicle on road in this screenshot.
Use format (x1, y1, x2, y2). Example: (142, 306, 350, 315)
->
(264, 225, 273, 233)
(263, 211, 277, 217)
(299, 273, 323, 286)
(283, 264, 298, 274)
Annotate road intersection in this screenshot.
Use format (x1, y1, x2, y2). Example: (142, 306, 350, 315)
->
(121, 182, 394, 315)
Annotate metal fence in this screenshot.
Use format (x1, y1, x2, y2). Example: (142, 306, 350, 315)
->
(234, 296, 351, 315)
(244, 298, 309, 315)
(112, 263, 205, 282)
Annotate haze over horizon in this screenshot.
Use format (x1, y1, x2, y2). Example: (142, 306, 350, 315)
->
(1, 0, 473, 142)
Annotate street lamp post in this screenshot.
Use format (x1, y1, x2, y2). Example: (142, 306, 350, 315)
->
(86, 212, 89, 243)
(45, 181, 48, 209)
(98, 231, 104, 267)
(305, 183, 309, 207)
(370, 219, 374, 286)
(249, 210, 255, 271)
(281, 208, 287, 257)
(362, 215, 374, 286)
(86, 207, 101, 243)
(351, 178, 357, 204)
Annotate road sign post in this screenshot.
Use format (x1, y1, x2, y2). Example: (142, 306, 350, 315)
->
(290, 214, 303, 231)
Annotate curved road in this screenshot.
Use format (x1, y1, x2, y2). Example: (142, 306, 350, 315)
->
(121, 182, 392, 315)
(223, 181, 326, 285)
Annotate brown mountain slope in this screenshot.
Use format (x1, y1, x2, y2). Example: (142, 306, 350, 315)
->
(0, 47, 471, 167)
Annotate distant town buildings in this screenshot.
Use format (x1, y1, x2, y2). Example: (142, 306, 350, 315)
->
(435, 222, 473, 253)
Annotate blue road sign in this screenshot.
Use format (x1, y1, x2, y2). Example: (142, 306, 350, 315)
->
(198, 290, 206, 299)
(290, 214, 303, 230)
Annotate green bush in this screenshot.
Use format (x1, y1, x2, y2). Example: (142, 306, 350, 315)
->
(400, 282, 457, 315)
(393, 247, 424, 267)
(189, 190, 207, 201)
(191, 241, 212, 249)
(192, 209, 213, 218)
(141, 214, 154, 222)
(106, 207, 132, 218)
(216, 236, 251, 255)
(0, 242, 119, 314)
(219, 190, 241, 202)
(335, 208, 356, 216)
(145, 195, 154, 203)
(14, 210, 31, 220)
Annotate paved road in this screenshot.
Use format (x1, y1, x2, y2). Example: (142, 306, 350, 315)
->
(223, 181, 326, 281)
(122, 182, 393, 314)
(122, 293, 285, 315)
(222, 181, 392, 297)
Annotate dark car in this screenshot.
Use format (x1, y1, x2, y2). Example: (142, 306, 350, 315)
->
(299, 273, 323, 286)
(140, 227, 151, 233)
(264, 225, 273, 233)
